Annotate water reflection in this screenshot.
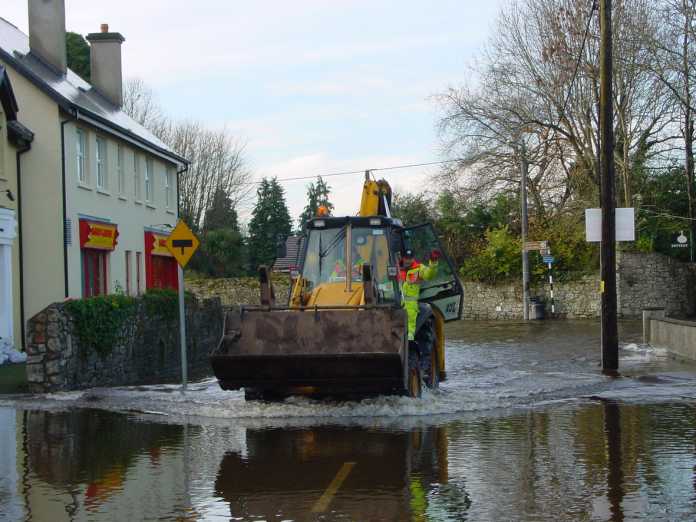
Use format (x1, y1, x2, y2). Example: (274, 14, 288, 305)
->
(4, 401, 696, 521)
(214, 425, 468, 521)
(604, 400, 624, 522)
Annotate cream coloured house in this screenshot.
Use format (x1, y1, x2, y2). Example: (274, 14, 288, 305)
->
(0, 0, 188, 350)
(0, 66, 33, 355)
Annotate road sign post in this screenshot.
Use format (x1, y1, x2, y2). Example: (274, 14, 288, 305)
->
(166, 220, 200, 393)
(177, 264, 187, 391)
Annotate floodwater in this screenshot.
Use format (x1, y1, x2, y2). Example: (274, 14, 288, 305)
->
(2, 320, 696, 521)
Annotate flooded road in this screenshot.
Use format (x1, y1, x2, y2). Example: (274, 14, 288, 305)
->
(2, 320, 696, 521)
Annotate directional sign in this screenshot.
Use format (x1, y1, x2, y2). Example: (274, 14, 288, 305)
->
(543, 255, 555, 264)
(166, 220, 200, 268)
(524, 240, 548, 251)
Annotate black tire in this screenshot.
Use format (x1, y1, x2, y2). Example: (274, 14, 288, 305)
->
(416, 318, 439, 389)
(407, 345, 422, 398)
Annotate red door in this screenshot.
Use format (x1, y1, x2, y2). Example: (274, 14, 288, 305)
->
(151, 256, 178, 290)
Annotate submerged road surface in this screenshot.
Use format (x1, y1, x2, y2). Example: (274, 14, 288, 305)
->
(2, 320, 696, 520)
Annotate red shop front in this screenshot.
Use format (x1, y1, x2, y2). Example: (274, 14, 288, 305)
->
(144, 231, 178, 290)
(79, 219, 119, 297)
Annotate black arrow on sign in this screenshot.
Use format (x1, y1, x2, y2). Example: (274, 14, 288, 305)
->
(172, 239, 193, 254)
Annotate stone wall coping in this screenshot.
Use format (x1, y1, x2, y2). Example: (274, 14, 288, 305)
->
(652, 317, 696, 328)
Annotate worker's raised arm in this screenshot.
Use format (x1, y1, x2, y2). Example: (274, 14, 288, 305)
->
(419, 250, 441, 281)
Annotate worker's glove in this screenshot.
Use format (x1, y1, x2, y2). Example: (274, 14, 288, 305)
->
(430, 249, 441, 261)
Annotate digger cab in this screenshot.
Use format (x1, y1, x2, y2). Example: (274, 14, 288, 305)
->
(293, 216, 463, 322)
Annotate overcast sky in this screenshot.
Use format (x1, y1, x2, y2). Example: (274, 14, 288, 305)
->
(4, 0, 501, 223)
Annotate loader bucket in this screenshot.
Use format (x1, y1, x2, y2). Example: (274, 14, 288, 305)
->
(210, 306, 408, 397)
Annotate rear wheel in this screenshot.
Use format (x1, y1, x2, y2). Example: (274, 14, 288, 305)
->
(407, 345, 422, 398)
(416, 318, 439, 389)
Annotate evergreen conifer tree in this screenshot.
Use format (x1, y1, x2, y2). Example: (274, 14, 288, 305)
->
(248, 178, 292, 272)
(204, 188, 239, 232)
(298, 176, 334, 229)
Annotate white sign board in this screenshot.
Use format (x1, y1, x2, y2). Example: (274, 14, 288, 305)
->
(585, 208, 635, 242)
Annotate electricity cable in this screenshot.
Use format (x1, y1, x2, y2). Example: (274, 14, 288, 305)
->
(243, 158, 463, 186)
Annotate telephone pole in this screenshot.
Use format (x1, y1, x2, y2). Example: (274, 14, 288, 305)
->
(520, 142, 530, 321)
(599, 0, 619, 374)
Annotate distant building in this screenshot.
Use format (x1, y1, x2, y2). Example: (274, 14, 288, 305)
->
(0, 0, 189, 350)
(273, 235, 305, 273)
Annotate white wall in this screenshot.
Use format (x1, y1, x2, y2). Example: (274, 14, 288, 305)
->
(63, 121, 178, 297)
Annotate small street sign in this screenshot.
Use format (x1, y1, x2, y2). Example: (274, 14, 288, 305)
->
(671, 230, 689, 249)
(524, 240, 548, 251)
(166, 220, 200, 268)
(543, 255, 554, 264)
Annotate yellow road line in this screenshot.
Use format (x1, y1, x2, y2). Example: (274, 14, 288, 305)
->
(311, 461, 356, 513)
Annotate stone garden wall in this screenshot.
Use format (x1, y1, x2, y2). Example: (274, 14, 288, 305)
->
(185, 275, 291, 308)
(186, 252, 694, 321)
(25, 296, 223, 393)
(617, 251, 696, 319)
(461, 275, 600, 320)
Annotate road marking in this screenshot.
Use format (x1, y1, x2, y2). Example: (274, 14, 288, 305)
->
(311, 461, 356, 513)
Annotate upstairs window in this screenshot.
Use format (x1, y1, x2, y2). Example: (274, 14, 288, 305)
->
(133, 154, 142, 201)
(145, 158, 154, 203)
(96, 137, 107, 190)
(165, 168, 174, 208)
(117, 144, 125, 195)
(76, 128, 87, 184)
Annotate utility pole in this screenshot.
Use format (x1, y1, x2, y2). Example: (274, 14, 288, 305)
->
(599, 0, 619, 374)
(520, 141, 530, 321)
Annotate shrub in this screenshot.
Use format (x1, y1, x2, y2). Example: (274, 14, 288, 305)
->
(65, 294, 137, 357)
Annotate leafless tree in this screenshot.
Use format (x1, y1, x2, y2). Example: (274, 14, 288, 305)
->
(122, 78, 169, 137)
(160, 121, 252, 229)
(122, 78, 252, 229)
(438, 0, 673, 218)
(647, 0, 696, 248)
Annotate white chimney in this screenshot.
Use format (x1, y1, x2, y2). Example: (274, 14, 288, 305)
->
(86, 24, 125, 107)
(28, 0, 67, 74)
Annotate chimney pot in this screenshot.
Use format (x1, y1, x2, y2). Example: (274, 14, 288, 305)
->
(101, 23, 109, 33)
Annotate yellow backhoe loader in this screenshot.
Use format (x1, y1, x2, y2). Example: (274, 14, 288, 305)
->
(210, 174, 464, 399)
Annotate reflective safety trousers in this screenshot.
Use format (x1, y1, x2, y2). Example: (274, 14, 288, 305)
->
(401, 261, 438, 341)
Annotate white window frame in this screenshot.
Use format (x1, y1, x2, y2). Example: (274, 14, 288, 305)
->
(133, 154, 142, 201)
(145, 158, 153, 203)
(117, 144, 125, 195)
(76, 128, 87, 184)
(96, 136, 107, 190)
(165, 168, 173, 208)
(125, 250, 132, 296)
(136, 251, 142, 294)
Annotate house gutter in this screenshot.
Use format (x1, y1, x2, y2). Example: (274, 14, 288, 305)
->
(60, 113, 76, 298)
(176, 162, 189, 222)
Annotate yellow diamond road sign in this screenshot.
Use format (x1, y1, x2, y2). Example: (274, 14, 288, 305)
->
(166, 220, 200, 268)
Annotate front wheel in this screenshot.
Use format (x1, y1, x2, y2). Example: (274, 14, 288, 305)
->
(407, 344, 422, 398)
(416, 318, 439, 390)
